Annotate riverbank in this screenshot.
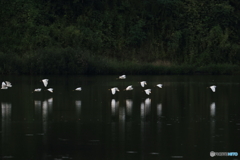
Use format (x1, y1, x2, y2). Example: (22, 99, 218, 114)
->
(0, 47, 239, 75)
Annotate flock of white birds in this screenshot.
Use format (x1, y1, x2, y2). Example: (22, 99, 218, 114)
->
(1, 75, 217, 94)
(112, 75, 216, 95)
(110, 75, 160, 95)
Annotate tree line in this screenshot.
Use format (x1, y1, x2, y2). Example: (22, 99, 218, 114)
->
(0, 0, 240, 74)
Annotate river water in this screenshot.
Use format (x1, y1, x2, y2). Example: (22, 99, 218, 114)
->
(0, 75, 240, 160)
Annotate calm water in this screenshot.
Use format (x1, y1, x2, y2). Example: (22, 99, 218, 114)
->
(1, 75, 240, 160)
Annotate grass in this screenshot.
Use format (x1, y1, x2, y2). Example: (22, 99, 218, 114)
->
(0, 47, 240, 75)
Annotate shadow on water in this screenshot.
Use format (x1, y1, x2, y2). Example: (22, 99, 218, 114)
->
(0, 75, 240, 160)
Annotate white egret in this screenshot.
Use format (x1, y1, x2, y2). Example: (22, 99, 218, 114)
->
(110, 87, 119, 95)
(156, 84, 163, 88)
(1, 81, 12, 89)
(5, 81, 12, 87)
(42, 79, 49, 87)
(33, 88, 41, 92)
(125, 85, 133, 91)
(1, 82, 8, 89)
(144, 89, 151, 95)
(118, 75, 126, 79)
(140, 81, 147, 87)
(74, 87, 82, 91)
(209, 85, 216, 92)
(47, 88, 53, 93)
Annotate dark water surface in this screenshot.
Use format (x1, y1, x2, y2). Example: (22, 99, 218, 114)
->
(1, 75, 240, 160)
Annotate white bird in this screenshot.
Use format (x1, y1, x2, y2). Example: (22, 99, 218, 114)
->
(125, 85, 133, 91)
(140, 81, 147, 87)
(42, 79, 49, 87)
(74, 87, 82, 91)
(156, 84, 163, 88)
(118, 75, 126, 79)
(1, 82, 8, 89)
(1, 81, 12, 89)
(209, 85, 216, 92)
(33, 88, 41, 92)
(144, 89, 151, 95)
(47, 88, 53, 93)
(5, 81, 12, 87)
(110, 87, 119, 95)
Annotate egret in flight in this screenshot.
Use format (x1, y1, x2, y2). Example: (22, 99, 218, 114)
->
(140, 81, 147, 87)
(1, 82, 8, 89)
(1, 81, 12, 89)
(156, 84, 163, 88)
(42, 79, 49, 87)
(74, 87, 82, 91)
(209, 85, 216, 92)
(144, 89, 151, 95)
(118, 75, 126, 79)
(110, 87, 119, 95)
(5, 81, 12, 87)
(47, 88, 53, 93)
(124, 85, 133, 91)
(33, 88, 41, 92)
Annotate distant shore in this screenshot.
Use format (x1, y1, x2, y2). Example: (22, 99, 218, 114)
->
(1, 1, 240, 75)
(0, 47, 239, 75)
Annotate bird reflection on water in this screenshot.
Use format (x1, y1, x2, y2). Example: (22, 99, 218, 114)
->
(1, 102, 12, 155)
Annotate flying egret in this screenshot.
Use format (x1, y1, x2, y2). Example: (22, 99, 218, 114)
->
(125, 85, 133, 91)
(118, 75, 126, 79)
(42, 79, 49, 87)
(144, 89, 151, 95)
(156, 84, 163, 88)
(33, 88, 41, 92)
(140, 81, 147, 87)
(110, 87, 119, 95)
(47, 88, 53, 93)
(1, 82, 8, 89)
(1, 81, 12, 89)
(209, 85, 216, 92)
(5, 81, 12, 87)
(74, 87, 82, 91)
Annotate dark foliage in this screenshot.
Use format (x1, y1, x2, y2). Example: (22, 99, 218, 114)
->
(0, 0, 240, 74)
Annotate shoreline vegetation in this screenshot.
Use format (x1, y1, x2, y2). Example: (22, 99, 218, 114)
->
(1, 0, 240, 75)
(1, 47, 239, 75)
